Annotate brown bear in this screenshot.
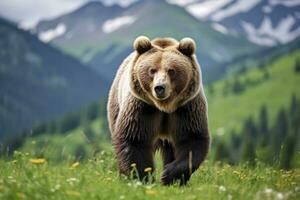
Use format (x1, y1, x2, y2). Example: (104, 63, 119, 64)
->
(107, 36, 210, 185)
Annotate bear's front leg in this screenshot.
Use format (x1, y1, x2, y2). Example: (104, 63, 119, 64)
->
(160, 134, 209, 185)
(112, 98, 158, 181)
(113, 136, 154, 180)
(160, 95, 211, 185)
(160, 134, 210, 185)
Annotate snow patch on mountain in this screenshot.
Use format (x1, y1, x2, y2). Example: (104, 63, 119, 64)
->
(101, 0, 138, 7)
(262, 5, 272, 14)
(166, 0, 198, 6)
(38, 23, 66, 42)
(242, 15, 300, 46)
(269, 0, 300, 7)
(102, 16, 136, 33)
(186, 0, 232, 19)
(212, 23, 229, 34)
(211, 0, 261, 21)
(241, 21, 276, 46)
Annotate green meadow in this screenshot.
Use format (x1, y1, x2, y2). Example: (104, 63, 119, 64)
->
(0, 151, 299, 200)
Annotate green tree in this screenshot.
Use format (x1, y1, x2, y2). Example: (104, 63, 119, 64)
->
(214, 141, 230, 163)
(237, 65, 247, 75)
(271, 109, 289, 158)
(294, 58, 300, 73)
(263, 69, 269, 79)
(59, 113, 80, 133)
(258, 105, 268, 134)
(243, 116, 257, 140)
(289, 94, 300, 134)
(258, 60, 266, 70)
(232, 77, 244, 94)
(240, 138, 256, 166)
(85, 102, 100, 121)
(229, 131, 241, 164)
(279, 132, 296, 169)
(289, 94, 297, 117)
(32, 123, 47, 136)
(274, 109, 288, 138)
(230, 130, 241, 150)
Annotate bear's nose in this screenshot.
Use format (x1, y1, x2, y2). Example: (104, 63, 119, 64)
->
(154, 85, 166, 97)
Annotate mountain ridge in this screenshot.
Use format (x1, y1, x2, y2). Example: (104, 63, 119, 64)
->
(33, 0, 260, 83)
(171, 0, 300, 46)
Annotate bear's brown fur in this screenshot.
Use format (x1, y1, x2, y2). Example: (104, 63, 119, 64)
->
(107, 36, 210, 185)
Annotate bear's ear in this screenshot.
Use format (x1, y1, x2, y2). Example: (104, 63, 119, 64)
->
(178, 37, 196, 56)
(133, 36, 152, 54)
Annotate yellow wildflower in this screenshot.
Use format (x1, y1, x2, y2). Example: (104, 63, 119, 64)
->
(71, 162, 80, 168)
(66, 190, 81, 197)
(95, 171, 101, 176)
(145, 189, 156, 195)
(29, 158, 46, 165)
(144, 167, 152, 172)
(16, 192, 26, 199)
(233, 171, 240, 175)
(131, 163, 136, 168)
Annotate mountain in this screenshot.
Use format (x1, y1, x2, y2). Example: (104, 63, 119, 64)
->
(33, 0, 260, 83)
(0, 18, 108, 141)
(171, 0, 300, 46)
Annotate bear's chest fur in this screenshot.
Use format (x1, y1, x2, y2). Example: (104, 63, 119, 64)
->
(149, 109, 177, 143)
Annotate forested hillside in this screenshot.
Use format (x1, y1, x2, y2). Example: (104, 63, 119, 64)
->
(0, 18, 108, 140)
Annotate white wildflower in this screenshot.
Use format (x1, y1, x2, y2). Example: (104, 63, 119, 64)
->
(276, 192, 284, 200)
(219, 185, 226, 192)
(66, 177, 79, 186)
(264, 188, 273, 194)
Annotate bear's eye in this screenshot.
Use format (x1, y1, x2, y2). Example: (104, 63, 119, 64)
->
(149, 68, 157, 76)
(167, 69, 176, 77)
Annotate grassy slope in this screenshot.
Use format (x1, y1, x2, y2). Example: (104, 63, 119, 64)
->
(0, 152, 299, 200)
(19, 118, 110, 162)
(206, 49, 300, 135)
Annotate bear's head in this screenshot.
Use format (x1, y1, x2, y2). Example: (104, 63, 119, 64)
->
(130, 36, 201, 113)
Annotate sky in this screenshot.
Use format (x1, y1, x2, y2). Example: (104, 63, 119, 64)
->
(0, 0, 138, 29)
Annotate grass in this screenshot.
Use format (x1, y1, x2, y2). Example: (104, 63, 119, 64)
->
(0, 150, 299, 200)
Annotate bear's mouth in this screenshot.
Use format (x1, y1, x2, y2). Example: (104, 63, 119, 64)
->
(154, 95, 169, 101)
(152, 92, 171, 102)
